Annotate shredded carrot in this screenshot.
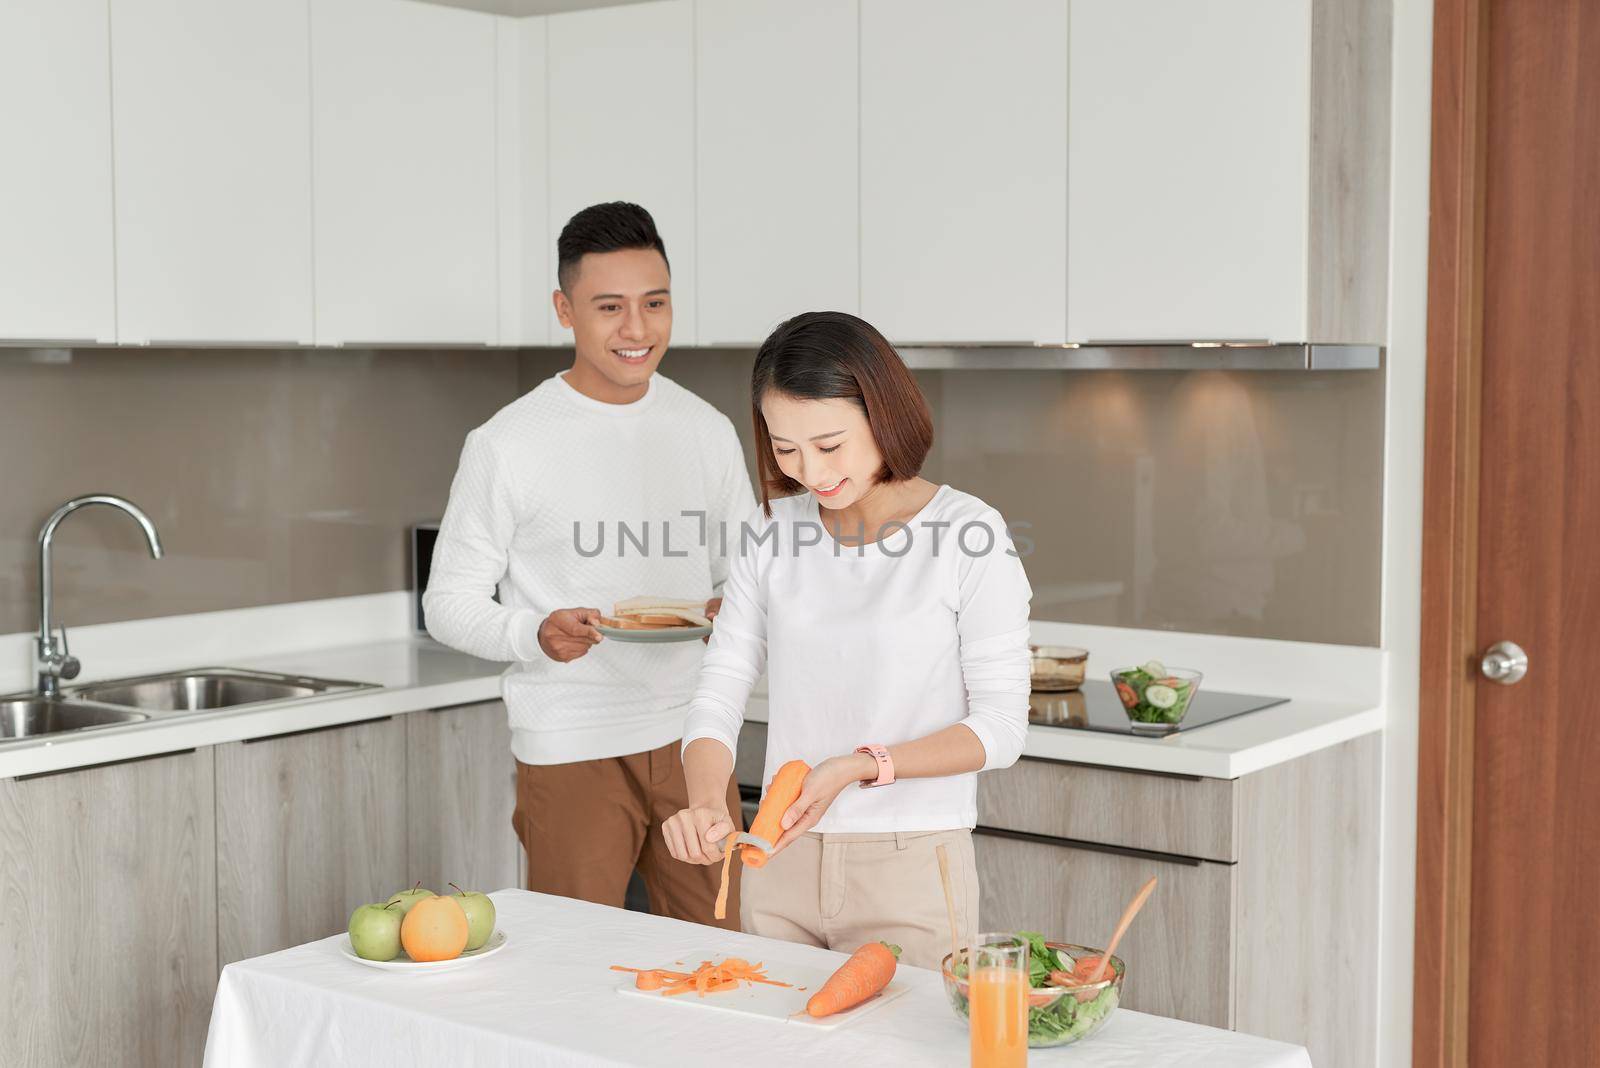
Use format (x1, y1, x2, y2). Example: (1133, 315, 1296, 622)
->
(614, 957, 792, 998)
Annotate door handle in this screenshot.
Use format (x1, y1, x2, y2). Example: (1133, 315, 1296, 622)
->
(1480, 641, 1529, 685)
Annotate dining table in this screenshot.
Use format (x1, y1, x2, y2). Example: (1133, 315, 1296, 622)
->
(203, 889, 1314, 1067)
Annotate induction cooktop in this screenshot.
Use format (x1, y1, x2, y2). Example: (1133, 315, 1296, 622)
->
(1029, 679, 1288, 736)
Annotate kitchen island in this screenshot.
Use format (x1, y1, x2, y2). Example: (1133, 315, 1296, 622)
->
(204, 889, 1313, 1067)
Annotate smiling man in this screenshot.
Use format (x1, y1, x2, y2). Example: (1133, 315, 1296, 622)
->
(424, 202, 754, 927)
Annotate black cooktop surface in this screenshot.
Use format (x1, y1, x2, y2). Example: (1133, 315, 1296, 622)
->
(1029, 679, 1288, 736)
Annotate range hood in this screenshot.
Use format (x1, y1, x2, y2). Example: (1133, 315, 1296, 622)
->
(893, 342, 1381, 371)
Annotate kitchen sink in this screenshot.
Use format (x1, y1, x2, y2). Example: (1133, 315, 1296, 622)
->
(0, 698, 150, 740)
(69, 668, 376, 713)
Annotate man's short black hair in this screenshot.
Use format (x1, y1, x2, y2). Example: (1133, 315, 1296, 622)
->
(556, 201, 669, 292)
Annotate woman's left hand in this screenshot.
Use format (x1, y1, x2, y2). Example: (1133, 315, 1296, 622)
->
(771, 754, 875, 855)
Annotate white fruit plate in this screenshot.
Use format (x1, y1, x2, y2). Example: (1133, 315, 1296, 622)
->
(340, 930, 508, 972)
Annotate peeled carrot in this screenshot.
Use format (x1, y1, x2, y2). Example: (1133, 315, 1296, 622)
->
(615, 957, 792, 998)
(805, 942, 900, 1017)
(743, 760, 810, 869)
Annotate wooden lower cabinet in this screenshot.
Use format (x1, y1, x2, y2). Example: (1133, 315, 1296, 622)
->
(405, 701, 520, 895)
(975, 735, 1380, 1068)
(974, 829, 1235, 1028)
(0, 749, 217, 1068)
(215, 716, 409, 966)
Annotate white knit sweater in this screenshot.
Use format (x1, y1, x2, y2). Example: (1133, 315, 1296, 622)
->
(423, 371, 755, 765)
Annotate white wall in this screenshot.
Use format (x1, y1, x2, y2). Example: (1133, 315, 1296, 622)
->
(1377, 0, 1434, 1064)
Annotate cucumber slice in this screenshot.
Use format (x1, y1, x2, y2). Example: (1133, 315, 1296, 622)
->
(1145, 683, 1179, 710)
(1054, 948, 1076, 972)
(1140, 659, 1168, 680)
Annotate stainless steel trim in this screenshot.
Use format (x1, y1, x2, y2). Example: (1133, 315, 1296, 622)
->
(334, 340, 494, 349)
(893, 343, 1382, 371)
(144, 339, 310, 348)
(0, 337, 99, 347)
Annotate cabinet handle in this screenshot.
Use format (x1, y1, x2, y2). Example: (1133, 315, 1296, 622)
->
(974, 823, 1204, 868)
(242, 715, 394, 744)
(15, 748, 198, 782)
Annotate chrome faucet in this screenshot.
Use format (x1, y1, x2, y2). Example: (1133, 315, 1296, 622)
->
(36, 495, 164, 698)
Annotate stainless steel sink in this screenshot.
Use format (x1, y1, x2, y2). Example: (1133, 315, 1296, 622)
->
(0, 698, 150, 740)
(69, 668, 375, 712)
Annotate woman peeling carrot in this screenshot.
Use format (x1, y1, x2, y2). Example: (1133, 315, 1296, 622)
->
(662, 311, 1032, 970)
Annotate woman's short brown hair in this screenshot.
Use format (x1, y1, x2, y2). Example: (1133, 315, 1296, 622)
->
(750, 311, 934, 515)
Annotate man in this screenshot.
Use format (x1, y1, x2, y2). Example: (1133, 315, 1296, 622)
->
(424, 202, 753, 927)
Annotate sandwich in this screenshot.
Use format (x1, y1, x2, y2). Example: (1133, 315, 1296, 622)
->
(603, 595, 712, 630)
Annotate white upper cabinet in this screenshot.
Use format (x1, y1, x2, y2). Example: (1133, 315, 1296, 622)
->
(312, 0, 498, 345)
(860, 0, 1068, 345)
(546, 1, 695, 343)
(497, 16, 550, 347)
(1067, 0, 1311, 343)
(111, 0, 314, 345)
(696, 0, 858, 346)
(0, 0, 116, 343)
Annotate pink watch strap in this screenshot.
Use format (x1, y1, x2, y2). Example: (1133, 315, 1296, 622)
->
(855, 745, 895, 788)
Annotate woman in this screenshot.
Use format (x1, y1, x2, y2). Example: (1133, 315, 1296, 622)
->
(661, 311, 1032, 969)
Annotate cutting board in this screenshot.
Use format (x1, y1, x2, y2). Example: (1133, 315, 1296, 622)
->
(615, 949, 911, 1030)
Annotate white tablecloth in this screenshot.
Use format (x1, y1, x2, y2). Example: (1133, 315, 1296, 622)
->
(204, 890, 1313, 1068)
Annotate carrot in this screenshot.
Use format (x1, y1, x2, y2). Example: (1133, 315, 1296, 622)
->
(743, 760, 810, 869)
(614, 957, 792, 998)
(714, 839, 737, 920)
(805, 942, 900, 1017)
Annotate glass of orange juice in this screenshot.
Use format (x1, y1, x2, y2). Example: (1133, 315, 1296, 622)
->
(967, 933, 1029, 1067)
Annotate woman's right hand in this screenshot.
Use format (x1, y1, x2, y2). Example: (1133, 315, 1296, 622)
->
(661, 804, 736, 865)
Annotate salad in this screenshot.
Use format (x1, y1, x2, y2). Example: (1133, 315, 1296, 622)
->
(1111, 660, 1201, 728)
(946, 933, 1122, 1047)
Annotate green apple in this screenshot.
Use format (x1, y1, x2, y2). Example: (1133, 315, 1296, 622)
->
(348, 901, 402, 961)
(385, 882, 435, 919)
(449, 883, 496, 951)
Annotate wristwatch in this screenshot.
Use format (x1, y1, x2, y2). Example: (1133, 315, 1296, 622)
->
(855, 744, 896, 788)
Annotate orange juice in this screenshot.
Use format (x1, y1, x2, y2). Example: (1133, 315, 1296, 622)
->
(969, 966, 1028, 1067)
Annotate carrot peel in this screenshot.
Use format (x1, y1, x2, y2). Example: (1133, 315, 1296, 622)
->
(614, 957, 792, 998)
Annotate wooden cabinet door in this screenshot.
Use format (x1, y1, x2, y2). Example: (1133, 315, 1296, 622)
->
(215, 717, 408, 966)
(0, 0, 116, 343)
(546, 1, 696, 342)
(860, 0, 1068, 344)
(1066, 0, 1311, 343)
(974, 828, 1235, 1028)
(110, 0, 314, 344)
(406, 701, 520, 895)
(311, 0, 498, 345)
(695, 0, 859, 345)
(0, 750, 217, 1067)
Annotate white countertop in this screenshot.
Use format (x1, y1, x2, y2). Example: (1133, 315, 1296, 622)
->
(1, 595, 1384, 781)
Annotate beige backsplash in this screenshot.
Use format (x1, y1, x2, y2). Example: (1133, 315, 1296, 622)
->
(0, 347, 516, 637)
(524, 349, 1385, 647)
(0, 344, 1381, 647)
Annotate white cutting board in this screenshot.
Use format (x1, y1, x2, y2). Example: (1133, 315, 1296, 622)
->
(615, 949, 910, 1030)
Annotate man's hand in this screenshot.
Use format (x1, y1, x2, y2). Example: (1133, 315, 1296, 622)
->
(537, 608, 603, 662)
(702, 597, 723, 644)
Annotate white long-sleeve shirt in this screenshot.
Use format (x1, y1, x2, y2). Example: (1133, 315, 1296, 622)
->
(424, 371, 755, 765)
(682, 485, 1033, 833)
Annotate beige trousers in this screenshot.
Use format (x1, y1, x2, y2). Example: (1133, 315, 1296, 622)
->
(739, 828, 980, 972)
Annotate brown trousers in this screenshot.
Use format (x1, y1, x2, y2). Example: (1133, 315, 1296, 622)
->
(513, 740, 744, 929)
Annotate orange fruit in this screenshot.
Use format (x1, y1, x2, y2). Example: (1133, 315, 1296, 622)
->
(400, 894, 469, 962)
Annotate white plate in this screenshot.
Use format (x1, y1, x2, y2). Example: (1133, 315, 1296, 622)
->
(596, 623, 712, 643)
(340, 929, 508, 972)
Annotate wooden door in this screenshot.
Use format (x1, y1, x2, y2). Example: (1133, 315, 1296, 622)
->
(1466, 1, 1600, 1062)
(406, 702, 520, 895)
(0, 750, 217, 1067)
(973, 830, 1235, 1028)
(215, 717, 408, 966)
(1417, 1, 1600, 1063)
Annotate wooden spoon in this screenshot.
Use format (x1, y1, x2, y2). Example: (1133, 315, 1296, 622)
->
(935, 843, 963, 979)
(1085, 875, 1157, 984)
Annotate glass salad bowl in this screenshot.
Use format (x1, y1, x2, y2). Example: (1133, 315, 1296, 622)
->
(1110, 662, 1204, 733)
(941, 940, 1125, 1048)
